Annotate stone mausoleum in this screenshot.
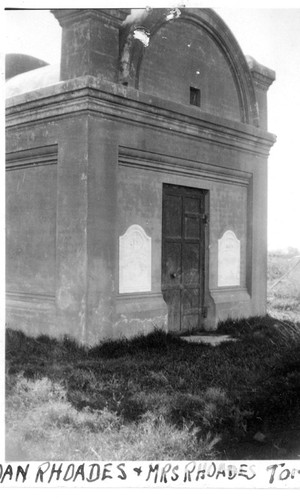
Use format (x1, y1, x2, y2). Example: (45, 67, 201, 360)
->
(6, 8, 276, 344)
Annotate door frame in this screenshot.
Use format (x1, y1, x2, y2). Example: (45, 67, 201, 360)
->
(161, 182, 210, 331)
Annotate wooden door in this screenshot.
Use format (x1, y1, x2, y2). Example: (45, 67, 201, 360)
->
(162, 184, 208, 331)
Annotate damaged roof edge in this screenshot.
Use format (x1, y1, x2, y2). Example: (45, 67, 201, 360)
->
(246, 55, 276, 88)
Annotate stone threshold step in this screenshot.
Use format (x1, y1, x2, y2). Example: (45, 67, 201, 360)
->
(181, 334, 237, 345)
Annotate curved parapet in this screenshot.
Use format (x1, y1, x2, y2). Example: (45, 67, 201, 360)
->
(119, 8, 260, 126)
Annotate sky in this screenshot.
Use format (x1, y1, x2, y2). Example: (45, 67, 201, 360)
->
(3, 2, 300, 251)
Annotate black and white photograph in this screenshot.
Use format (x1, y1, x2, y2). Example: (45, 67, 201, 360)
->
(2, 0, 300, 490)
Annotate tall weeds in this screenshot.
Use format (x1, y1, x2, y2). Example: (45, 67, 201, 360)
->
(5, 315, 300, 460)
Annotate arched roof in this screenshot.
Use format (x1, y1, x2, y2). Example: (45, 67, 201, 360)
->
(119, 8, 259, 126)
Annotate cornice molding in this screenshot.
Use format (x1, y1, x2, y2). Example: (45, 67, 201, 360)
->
(251, 71, 276, 91)
(246, 55, 276, 92)
(119, 146, 252, 186)
(52, 8, 129, 29)
(6, 144, 58, 171)
(6, 291, 56, 307)
(6, 77, 276, 158)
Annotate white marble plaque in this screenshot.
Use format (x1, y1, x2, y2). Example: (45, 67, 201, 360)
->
(119, 224, 151, 293)
(218, 230, 240, 287)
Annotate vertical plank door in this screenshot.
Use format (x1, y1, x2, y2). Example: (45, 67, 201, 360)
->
(162, 184, 208, 331)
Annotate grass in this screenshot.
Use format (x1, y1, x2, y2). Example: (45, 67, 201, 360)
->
(5, 250, 300, 461)
(5, 314, 300, 461)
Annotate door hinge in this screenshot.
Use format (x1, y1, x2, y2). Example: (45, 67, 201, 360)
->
(202, 214, 209, 225)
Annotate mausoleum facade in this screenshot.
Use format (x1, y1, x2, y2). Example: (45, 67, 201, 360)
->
(6, 8, 276, 344)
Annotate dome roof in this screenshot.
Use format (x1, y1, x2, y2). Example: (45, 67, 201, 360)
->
(6, 53, 49, 80)
(6, 63, 61, 99)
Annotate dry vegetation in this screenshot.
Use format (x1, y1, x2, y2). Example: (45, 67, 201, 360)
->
(267, 248, 300, 322)
(5, 249, 300, 462)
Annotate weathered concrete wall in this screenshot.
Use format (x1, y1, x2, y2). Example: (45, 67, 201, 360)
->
(5, 8, 276, 344)
(139, 19, 241, 122)
(55, 115, 89, 342)
(6, 111, 90, 341)
(6, 153, 57, 296)
(53, 9, 129, 82)
(6, 145, 58, 336)
(116, 158, 249, 332)
(116, 153, 168, 337)
(6, 74, 275, 342)
(85, 118, 118, 344)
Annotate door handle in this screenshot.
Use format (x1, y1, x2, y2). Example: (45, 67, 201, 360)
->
(170, 273, 177, 278)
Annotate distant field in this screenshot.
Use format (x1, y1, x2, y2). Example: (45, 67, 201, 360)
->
(267, 250, 300, 322)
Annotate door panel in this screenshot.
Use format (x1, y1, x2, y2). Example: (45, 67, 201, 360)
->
(164, 195, 182, 237)
(184, 215, 200, 239)
(181, 288, 200, 330)
(162, 184, 207, 332)
(181, 315, 199, 330)
(162, 241, 181, 287)
(181, 288, 199, 312)
(163, 289, 181, 331)
(185, 196, 199, 213)
(182, 243, 200, 284)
